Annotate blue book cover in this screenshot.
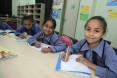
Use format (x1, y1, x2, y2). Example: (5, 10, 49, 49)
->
(56, 53, 61, 70)
(55, 53, 91, 76)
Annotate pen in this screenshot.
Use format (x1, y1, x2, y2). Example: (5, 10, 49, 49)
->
(65, 46, 69, 62)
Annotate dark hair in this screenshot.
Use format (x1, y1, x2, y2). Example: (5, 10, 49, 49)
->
(22, 14, 33, 22)
(42, 18, 56, 29)
(85, 16, 107, 34)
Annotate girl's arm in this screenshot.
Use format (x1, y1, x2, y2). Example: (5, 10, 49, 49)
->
(48, 34, 66, 53)
(76, 47, 117, 78)
(14, 25, 25, 36)
(27, 32, 41, 45)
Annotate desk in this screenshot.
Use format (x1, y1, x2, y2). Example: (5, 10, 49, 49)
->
(0, 35, 99, 78)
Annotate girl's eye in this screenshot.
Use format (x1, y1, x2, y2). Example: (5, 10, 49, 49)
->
(95, 30, 100, 33)
(86, 28, 90, 31)
(50, 26, 53, 29)
(45, 24, 48, 27)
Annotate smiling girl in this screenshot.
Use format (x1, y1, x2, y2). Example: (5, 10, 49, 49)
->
(27, 18, 66, 53)
(62, 16, 117, 78)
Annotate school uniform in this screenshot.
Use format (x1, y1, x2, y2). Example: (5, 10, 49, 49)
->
(14, 23, 41, 36)
(0, 22, 12, 30)
(27, 31, 66, 53)
(68, 38, 117, 78)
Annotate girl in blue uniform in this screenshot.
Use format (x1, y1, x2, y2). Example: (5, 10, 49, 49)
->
(0, 21, 12, 30)
(27, 18, 66, 53)
(14, 15, 41, 38)
(62, 16, 117, 78)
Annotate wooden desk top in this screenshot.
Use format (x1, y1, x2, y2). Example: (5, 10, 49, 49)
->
(0, 34, 99, 78)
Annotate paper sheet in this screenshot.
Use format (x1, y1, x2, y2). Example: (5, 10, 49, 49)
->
(28, 43, 50, 50)
(61, 54, 91, 74)
(14, 35, 31, 42)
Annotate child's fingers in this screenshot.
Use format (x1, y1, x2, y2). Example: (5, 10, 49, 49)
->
(35, 44, 41, 48)
(62, 52, 66, 56)
(61, 52, 66, 61)
(41, 48, 50, 53)
(76, 57, 79, 61)
(35, 42, 41, 48)
(36, 41, 41, 45)
(61, 55, 65, 61)
(62, 52, 69, 62)
(41, 49, 47, 53)
(65, 56, 69, 62)
(19, 34, 25, 38)
(76, 56, 83, 62)
(65, 52, 71, 62)
(41, 48, 45, 52)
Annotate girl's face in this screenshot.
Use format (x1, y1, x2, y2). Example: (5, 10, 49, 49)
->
(84, 19, 104, 45)
(43, 20, 54, 36)
(23, 19, 32, 29)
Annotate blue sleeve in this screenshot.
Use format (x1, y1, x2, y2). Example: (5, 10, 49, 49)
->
(34, 24, 41, 34)
(95, 46, 117, 78)
(14, 26, 25, 36)
(49, 33, 66, 53)
(27, 32, 41, 45)
(68, 39, 86, 54)
(2, 22, 12, 30)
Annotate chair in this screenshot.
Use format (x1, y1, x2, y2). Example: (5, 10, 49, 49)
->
(55, 31, 59, 35)
(68, 36, 78, 44)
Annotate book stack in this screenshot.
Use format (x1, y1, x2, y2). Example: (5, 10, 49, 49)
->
(0, 46, 17, 61)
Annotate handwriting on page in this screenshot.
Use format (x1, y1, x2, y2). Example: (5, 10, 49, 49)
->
(61, 55, 90, 73)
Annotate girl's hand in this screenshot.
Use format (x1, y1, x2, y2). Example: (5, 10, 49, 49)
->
(41, 48, 52, 53)
(18, 33, 26, 39)
(62, 52, 71, 62)
(76, 56, 96, 70)
(34, 41, 41, 48)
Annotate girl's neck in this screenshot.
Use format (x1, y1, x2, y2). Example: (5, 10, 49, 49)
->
(44, 34, 48, 38)
(88, 41, 100, 49)
(43, 31, 54, 37)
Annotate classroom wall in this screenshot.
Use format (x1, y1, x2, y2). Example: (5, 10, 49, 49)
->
(51, 0, 65, 32)
(13, 0, 64, 32)
(12, 0, 35, 16)
(75, 0, 94, 41)
(12, 0, 20, 16)
(94, 0, 117, 48)
(75, 0, 117, 48)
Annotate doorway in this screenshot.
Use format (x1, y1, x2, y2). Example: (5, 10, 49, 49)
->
(62, 0, 81, 38)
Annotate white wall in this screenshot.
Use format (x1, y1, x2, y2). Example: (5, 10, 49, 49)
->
(12, 0, 20, 16)
(12, 0, 35, 16)
(75, 0, 94, 40)
(19, 0, 35, 5)
(75, 0, 117, 48)
(94, 0, 117, 48)
(62, 0, 81, 38)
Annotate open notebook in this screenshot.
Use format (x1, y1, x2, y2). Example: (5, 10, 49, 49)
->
(56, 53, 91, 77)
(0, 46, 17, 61)
(14, 35, 31, 42)
(28, 43, 50, 51)
(0, 30, 15, 35)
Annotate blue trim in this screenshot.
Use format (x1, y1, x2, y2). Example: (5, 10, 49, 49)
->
(55, 53, 61, 70)
(68, 71, 90, 75)
(55, 53, 91, 75)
